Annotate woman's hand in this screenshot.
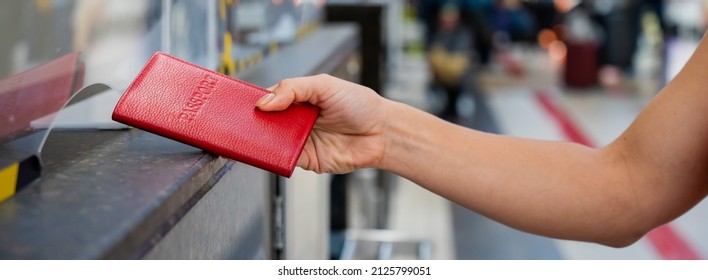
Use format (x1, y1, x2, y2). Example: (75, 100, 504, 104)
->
(257, 74, 390, 174)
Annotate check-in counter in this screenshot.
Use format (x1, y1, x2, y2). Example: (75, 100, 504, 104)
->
(0, 24, 358, 259)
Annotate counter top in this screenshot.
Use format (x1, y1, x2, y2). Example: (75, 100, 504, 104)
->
(0, 24, 358, 259)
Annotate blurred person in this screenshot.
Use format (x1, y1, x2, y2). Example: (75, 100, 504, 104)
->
(459, 0, 495, 65)
(463, 0, 535, 77)
(494, 0, 537, 42)
(418, 0, 495, 64)
(417, 0, 533, 77)
(572, 0, 667, 88)
(417, 0, 444, 49)
(426, 3, 473, 119)
(256, 29, 708, 247)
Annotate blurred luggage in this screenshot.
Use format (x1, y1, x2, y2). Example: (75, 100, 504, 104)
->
(564, 41, 598, 88)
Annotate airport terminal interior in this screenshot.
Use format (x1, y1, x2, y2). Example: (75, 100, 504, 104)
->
(1, 0, 708, 259)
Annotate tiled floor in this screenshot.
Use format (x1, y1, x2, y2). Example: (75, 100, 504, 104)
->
(376, 43, 708, 259)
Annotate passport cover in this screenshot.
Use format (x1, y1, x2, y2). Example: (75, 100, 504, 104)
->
(112, 52, 318, 177)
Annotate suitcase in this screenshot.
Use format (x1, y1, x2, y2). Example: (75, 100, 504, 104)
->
(564, 41, 599, 88)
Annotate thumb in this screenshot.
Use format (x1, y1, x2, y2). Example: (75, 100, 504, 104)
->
(255, 75, 332, 111)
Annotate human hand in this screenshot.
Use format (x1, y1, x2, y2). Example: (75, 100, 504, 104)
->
(256, 74, 390, 174)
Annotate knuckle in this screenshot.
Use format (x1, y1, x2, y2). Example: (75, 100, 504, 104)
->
(277, 78, 294, 89)
(315, 73, 332, 80)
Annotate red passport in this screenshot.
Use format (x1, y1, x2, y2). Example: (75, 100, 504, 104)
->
(112, 52, 318, 177)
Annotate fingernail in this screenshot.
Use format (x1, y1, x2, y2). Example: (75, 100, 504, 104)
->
(256, 93, 275, 107)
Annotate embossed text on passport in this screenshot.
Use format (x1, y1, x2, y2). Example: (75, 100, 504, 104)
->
(179, 74, 218, 121)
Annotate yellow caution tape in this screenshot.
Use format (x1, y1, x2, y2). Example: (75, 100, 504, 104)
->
(269, 42, 279, 55)
(0, 163, 19, 202)
(219, 32, 236, 75)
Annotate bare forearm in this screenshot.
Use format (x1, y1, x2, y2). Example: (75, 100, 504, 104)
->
(378, 101, 644, 246)
(260, 47, 708, 247)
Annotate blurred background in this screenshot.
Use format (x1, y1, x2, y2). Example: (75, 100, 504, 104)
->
(1, 0, 707, 260)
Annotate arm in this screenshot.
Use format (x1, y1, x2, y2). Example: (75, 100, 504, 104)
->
(257, 35, 708, 247)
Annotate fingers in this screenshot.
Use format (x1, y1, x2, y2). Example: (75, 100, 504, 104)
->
(256, 74, 334, 111)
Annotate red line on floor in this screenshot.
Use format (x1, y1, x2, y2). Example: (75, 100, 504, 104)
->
(645, 225, 701, 259)
(533, 90, 701, 260)
(534, 92, 593, 147)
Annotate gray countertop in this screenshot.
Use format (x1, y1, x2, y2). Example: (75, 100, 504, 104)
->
(0, 24, 358, 259)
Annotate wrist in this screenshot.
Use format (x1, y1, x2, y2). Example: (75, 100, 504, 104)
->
(376, 101, 431, 174)
(369, 99, 399, 171)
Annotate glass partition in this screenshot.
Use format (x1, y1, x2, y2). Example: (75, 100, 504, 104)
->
(0, 0, 324, 202)
(0, 0, 204, 202)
